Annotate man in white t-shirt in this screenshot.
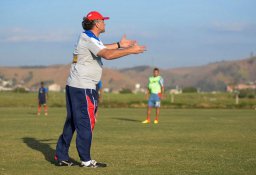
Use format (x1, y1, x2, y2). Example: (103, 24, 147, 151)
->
(55, 11, 145, 168)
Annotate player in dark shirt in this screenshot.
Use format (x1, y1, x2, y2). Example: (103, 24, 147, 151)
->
(37, 81, 48, 116)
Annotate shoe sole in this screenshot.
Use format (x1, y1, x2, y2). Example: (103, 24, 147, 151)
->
(56, 160, 74, 166)
(80, 162, 107, 168)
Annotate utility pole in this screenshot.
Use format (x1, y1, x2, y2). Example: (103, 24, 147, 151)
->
(234, 90, 239, 105)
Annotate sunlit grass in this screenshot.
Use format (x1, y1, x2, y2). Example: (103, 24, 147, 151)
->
(0, 107, 255, 175)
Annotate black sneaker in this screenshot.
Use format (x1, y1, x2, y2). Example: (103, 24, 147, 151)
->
(57, 160, 74, 166)
(55, 155, 74, 166)
(80, 160, 107, 168)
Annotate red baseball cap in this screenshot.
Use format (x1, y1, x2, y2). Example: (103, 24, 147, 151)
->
(86, 11, 110, 21)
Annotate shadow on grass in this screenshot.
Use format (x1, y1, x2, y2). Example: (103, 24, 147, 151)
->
(111, 117, 141, 122)
(22, 137, 79, 165)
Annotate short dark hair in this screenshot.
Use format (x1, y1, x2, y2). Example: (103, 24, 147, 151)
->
(82, 18, 95, 30)
(153, 67, 159, 72)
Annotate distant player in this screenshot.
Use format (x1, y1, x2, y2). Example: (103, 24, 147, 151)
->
(95, 80, 103, 121)
(37, 81, 48, 116)
(96, 80, 103, 103)
(142, 68, 164, 124)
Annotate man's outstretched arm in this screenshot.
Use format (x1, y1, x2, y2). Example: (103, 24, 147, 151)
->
(98, 42, 146, 60)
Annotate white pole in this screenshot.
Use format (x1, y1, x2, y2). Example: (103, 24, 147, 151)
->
(235, 93, 239, 105)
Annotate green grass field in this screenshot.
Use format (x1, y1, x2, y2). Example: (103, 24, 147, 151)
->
(0, 107, 255, 175)
(0, 91, 255, 109)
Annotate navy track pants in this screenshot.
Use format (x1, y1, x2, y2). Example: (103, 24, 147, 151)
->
(55, 85, 98, 161)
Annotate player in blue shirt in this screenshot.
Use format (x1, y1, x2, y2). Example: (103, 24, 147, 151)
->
(95, 80, 103, 121)
(37, 81, 48, 116)
(96, 80, 103, 102)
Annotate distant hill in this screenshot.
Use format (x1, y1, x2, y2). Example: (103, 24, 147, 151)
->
(166, 57, 256, 91)
(0, 57, 255, 91)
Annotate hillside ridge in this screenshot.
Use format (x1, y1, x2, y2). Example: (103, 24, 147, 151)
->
(0, 57, 255, 91)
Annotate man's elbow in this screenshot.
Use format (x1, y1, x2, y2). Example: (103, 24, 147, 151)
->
(98, 49, 112, 60)
(102, 54, 112, 60)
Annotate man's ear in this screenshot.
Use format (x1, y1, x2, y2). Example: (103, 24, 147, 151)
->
(94, 21, 99, 29)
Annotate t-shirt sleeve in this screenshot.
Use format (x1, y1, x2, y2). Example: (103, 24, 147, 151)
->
(87, 37, 106, 56)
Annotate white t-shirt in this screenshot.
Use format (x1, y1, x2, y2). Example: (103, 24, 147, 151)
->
(67, 30, 106, 89)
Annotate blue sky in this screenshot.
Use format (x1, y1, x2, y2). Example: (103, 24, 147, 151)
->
(0, 0, 255, 68)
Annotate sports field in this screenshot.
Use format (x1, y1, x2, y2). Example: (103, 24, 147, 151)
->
(0, 107, 255, 175)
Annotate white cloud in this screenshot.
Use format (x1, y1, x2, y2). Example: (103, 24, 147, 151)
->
(0, 27, 75, 43)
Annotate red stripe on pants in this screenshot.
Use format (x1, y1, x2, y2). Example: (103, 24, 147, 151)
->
(86, 95, 95, 131)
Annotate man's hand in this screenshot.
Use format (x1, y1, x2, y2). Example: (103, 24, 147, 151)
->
(130, 42, 146, 54)
(119, 34, 135, 48)
(158, 93, 165, 100)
